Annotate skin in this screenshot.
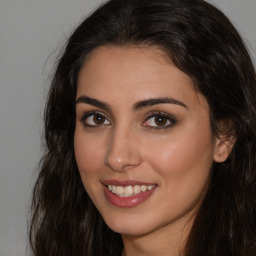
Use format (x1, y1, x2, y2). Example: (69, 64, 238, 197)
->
(74, 46, 230, 256)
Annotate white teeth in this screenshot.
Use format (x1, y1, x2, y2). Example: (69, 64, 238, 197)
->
(116, 186, 124, 195)
(107, 184, 155, 197)
(124, 185, 133, 197)
(134, 185, 141, 194)
(141, 185, 147, 192)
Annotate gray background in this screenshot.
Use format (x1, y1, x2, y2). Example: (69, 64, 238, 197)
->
(0, 0, 255, 255)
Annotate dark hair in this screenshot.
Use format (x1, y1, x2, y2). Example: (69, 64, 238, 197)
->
(30, 0, 256, 255)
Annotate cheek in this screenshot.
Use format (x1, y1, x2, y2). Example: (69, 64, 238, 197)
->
(74, 131, 105, 178)
(144, 126, 214, 180)
(142, 128, 214, 219)
(74, 131, 107, 205)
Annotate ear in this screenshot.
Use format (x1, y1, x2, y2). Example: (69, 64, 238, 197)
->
(213, 119, 236, 163)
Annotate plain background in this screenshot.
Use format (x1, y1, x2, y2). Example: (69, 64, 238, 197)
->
(0, 0, 255, 255)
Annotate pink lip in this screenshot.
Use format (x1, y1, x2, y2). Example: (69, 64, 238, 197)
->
(102, 180, 157, 208)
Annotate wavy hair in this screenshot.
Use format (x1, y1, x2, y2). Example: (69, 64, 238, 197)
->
(30, 0, 256, 255)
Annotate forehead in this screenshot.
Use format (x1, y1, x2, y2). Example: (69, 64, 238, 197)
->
(77, 45, 208, 111)
(78, 45, 174, 86)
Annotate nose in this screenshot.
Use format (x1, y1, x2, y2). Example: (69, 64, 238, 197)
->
(104, 126, 142, 172)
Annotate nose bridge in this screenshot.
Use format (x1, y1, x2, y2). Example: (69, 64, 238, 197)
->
(104, 123, 142, 171)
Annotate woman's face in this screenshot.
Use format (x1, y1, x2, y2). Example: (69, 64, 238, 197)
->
(74, 46, 220, 238)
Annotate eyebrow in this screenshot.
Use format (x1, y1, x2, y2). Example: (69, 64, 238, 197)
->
(133, 97, 187, 111)
(75, 95, 187, 112)
(76, 96, 112, 113)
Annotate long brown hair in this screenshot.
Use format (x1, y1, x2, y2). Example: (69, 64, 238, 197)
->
(30, 0, 256, 255)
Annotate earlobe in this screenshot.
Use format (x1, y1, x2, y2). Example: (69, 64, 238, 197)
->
(213, 119, 236, 163)
(213, 137, 235, 163)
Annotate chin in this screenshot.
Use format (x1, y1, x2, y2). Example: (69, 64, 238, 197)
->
(102, 212, 161, 236)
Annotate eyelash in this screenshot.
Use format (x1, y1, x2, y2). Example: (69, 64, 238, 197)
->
(80, 111, 110, 128)
(141, 111, 176, 130)
(80, 111, 176, 130)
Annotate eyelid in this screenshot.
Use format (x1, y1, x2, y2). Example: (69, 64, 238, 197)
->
(79, 110, 176, 130)
(142, 111, 176, 129)
(80, 111, 111, 127)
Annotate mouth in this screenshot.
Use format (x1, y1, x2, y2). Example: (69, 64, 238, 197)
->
(102, 180, 157, 208)
(107, 184, 156, 197)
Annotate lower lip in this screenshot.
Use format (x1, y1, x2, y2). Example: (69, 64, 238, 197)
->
(103, 185, 157, 208)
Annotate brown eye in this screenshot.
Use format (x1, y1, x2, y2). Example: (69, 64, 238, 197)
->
(154, 116, 168, 126)
(145, 115, 171, 127)
(142, 113, 175, 130)
(82, 112, 110, 126)
(93, 114, 106, 125)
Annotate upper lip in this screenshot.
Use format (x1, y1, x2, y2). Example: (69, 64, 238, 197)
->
(102, 179, 156, 186)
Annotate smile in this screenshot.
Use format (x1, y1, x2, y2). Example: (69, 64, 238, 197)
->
(102, 181, 157, 208)
(107, 184, 156, 197)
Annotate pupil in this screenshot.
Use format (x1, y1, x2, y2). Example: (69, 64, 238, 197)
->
(155, 116, 167, 126)
(93, 114, 105, 124)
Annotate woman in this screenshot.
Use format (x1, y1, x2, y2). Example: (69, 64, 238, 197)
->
(30, 0, 256, 255)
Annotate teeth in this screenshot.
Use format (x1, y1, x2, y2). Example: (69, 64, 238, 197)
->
(141, 185, 147, 192)
(134, 185, 141, 194)
(124, 185, 133, 197)
(107, 184, 155, 197)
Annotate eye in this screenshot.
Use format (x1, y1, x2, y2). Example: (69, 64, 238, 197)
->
(81, 112, 111, 127)
(142, 112, 176, 129)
